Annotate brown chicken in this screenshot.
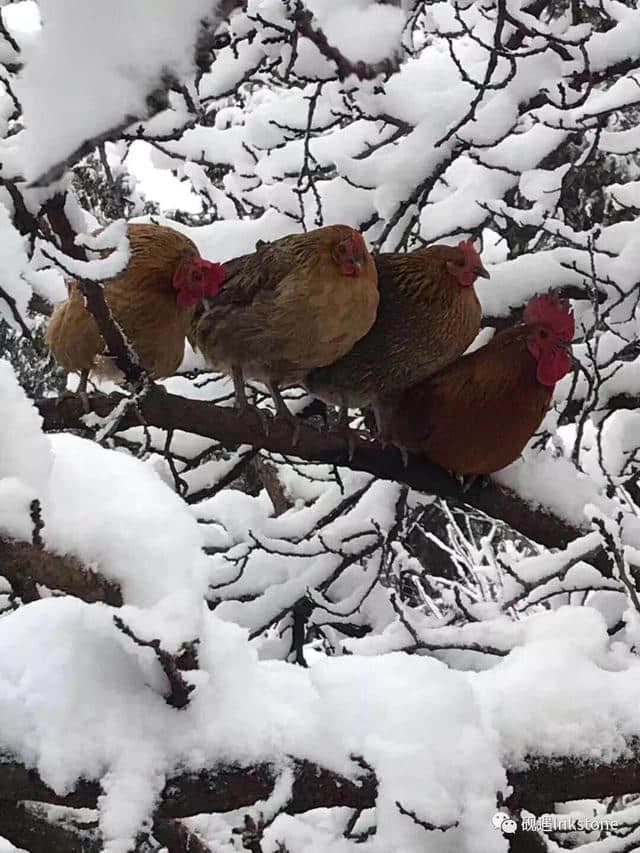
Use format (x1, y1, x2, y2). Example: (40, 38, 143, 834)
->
(305, 240, 488, 436)
(194, 225, 379, 416)
(390, 293, 575, 474)
(46, 223, 225, 387)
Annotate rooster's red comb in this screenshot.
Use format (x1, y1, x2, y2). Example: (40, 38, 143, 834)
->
(523, 293, 574, 341)
(457, 239, 481, 266)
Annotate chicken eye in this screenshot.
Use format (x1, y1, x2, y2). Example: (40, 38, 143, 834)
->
(539, 329, 548, 339)
(193, 270, 203, 282)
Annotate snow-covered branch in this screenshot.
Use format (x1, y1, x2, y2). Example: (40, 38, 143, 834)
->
(34, 388, 609, 565)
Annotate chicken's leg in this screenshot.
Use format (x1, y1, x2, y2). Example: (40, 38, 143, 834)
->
(232, 365, 249, 411)
(456, 473, 489, 493)
(233, 364, 272, 435)
(268, 382, 300, 446)
(76, 368, 91, 414)
(77, 369, 89, 395)
(59, 369, 91, 413)
(337, 404, 357, 462)
(372, 402, 392, 446)
(268, 382, 292, 419)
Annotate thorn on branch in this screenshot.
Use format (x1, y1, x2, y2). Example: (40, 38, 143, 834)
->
(113, 615, 196, 709)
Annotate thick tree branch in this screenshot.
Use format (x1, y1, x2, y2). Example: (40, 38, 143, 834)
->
(0, 801, 101, 853)
(153, 820, 214, 853)
(0, 757, 377, 818)
(3, 746, 640, 831)
(506, 741, 640, 812)
(34, 389, 609, 571)
(42, 194, 89, 261)
(0, 536, 123, 606)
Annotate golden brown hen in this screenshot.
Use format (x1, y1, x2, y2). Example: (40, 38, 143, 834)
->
(194, 224, 379, 416)
(46, 223, 225, 388)
(390, 293, 575, 474)
(305, 240, 488, 436)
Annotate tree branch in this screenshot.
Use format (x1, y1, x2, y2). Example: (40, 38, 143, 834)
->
(0, 757, 377, 818)
(3, 746, 640, 830)
(292, 4, 401, 82)
(113, 615, 195, 710)
(34, 389, 610, 571)
(0, 536, 123, 606)
(506, 741, 640, 813)
(0, 801, 101, 853)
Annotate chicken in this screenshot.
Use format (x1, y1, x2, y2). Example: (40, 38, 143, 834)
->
(194, 225, 378, 417)
(305, 240, 488, 436)
(46, 223, 225, 388)
(390, 293, 575, 474)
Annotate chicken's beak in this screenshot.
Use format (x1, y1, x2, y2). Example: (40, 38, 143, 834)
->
(474, 264, 491, 279)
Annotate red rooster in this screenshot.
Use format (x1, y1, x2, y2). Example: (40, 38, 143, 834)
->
(390, 293, 575, 474)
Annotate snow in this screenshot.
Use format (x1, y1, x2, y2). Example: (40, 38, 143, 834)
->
(493, 454, 614, 529)
(12, 0, 219, 182)
(4, 0, 640, 849)
(475, 607, 640, 767)
(126, 140, 202, 214)
(311, 3, 405, 64)
(0, 360, 52, 491)
(1, 597, 640, 851)
(0, 202, 32, 331)
(42, 434, 208, 612)
(37, 221, 131, 281)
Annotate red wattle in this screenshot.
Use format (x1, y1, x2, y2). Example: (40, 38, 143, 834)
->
(536, 347, 571, 386)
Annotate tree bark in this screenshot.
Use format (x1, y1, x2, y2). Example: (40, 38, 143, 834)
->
(35, 389, 610, 574)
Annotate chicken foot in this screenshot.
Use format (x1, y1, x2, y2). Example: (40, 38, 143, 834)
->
(232, 365, 249, 411)
(372, 401, 393, 447)
(327, 404, 369, 463)
(232, 365, 273, 436)
(267, 382, 301, 446)
(59, 369, 91, 414)
(456, 473, 490, 493)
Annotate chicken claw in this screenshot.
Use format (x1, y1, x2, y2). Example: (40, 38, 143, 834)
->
(332, 409, 358, 461)
(460, 474, 489, 493)
(232, 365, 249, 411)
(267, 382, 303, 446)
(58, 369, 91, 414)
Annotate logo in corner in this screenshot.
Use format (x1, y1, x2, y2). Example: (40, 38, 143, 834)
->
(492, 812, 517, 835)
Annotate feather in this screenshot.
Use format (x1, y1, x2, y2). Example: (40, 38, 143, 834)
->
(305, 243, 483, 413)
(45, 224, 200, 380)
(391, 325, 557, 475)
(195, 224, 379, 387)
